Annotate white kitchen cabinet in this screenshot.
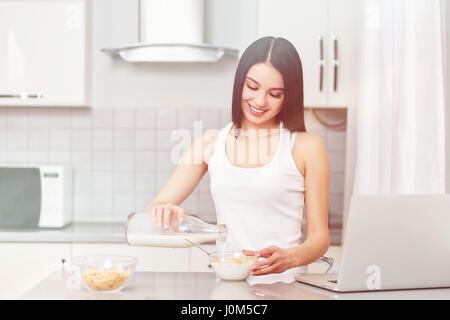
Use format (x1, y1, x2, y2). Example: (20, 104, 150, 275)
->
(0, 243, 71, 299)
(258, 0, 361, 108)
(71, 243, 190, 272)
(189, 244, 216, 272)
(0, 0, 90, 107)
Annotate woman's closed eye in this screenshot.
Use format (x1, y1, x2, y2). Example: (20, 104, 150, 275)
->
(246, 84, 283, 99)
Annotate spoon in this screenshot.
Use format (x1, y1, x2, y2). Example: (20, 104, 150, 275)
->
(184, 238, 221, 262)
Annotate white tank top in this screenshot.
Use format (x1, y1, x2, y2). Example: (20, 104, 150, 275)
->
(208, 121, 308, 283)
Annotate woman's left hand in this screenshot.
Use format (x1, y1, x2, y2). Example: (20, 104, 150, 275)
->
(242, 246, 298, 276)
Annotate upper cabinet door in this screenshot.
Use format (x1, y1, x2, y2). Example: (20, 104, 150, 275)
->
(0, 0, 89, 107)
(327, 0, 362, 107)
(257, 0, 361, 108)
(258, 0, 328, 107)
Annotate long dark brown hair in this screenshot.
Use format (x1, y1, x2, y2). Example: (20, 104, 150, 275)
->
(231, 36, 306, 133)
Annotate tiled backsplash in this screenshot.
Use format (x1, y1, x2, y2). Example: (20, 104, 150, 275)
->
(0, 107, 346, 243)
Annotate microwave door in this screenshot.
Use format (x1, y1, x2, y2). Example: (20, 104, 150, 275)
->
(0, 167, 41, 228)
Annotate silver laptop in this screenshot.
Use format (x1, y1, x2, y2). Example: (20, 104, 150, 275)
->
(295, 194, 450, 292)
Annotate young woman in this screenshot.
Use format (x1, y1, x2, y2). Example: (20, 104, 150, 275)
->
(144, 37, 330, 281)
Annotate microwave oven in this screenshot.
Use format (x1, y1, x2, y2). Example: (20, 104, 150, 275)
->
(0, 165, 73, 228)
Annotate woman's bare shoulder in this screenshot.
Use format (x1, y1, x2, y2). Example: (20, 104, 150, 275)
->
(292, 132, 328, 174)
(295, 132, 327, 150)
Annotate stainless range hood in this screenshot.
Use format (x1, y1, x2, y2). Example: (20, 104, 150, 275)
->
(101, 0, 238, 63)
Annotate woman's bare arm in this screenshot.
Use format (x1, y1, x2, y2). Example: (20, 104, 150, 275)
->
(142, 129, 219, 228)
(292, 133, 330, 266)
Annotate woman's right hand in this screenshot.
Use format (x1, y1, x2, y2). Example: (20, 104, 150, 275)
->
(148, 203, 186, 230)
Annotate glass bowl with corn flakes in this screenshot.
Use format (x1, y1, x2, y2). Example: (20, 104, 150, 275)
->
(71, 255, 137, 293)
(209, 251, 257, 281)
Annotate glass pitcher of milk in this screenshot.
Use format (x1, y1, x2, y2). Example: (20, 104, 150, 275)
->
(125, 212, 227, 248)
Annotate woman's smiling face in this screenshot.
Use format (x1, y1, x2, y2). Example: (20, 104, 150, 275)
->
(241, 62, 285, 126)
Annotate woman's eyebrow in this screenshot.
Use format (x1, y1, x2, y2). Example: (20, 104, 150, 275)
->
(246, 77, 284, 91)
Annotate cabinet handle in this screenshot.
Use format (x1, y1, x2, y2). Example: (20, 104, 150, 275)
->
(0, 93, 44, 99)
(333, 36, 339, 92)
(319, 36, 324, 92)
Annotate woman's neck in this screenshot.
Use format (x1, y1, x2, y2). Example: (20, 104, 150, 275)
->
(239, 118, 280, 131)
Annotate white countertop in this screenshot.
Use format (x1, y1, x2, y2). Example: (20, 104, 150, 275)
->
(0, 221, 126, 243)
(20, 271, 450, 300)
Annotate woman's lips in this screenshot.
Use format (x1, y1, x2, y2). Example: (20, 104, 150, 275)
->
(248, 103, 268, 117)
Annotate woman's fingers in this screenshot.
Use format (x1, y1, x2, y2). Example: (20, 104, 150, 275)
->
(252, 255, 277, 271)
(155, 206, 164, 228)
(251, 262, 281, 275)
(162, 206, 173, 229)
(176, 206, 186, 223)
(242, 249, 259, 257)
(151, 204, 185, 229)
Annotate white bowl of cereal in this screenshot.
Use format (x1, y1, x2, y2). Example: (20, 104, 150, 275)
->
(71, 255, 137, 293)
(209, 252, 257, 281)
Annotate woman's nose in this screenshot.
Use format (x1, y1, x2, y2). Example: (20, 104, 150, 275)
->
(254, 90, 267, 107)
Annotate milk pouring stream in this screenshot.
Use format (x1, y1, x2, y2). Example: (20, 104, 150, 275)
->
(125, 212, 227, 248)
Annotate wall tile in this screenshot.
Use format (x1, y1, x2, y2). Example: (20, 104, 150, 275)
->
(71, 151, 92, 171)
(156, 129, 176, 151)
(92, 129, 113, 150)
(28, 129, 50, 150)
(156, 150, 177, 171)
(74, 171, 92, 193)
(7, 108, 28, 128)
(180, 194, 198, 215)
(73, 193, 92, 216)
(115, 129, 136, 150)
(112, 193, 135, 222)
(197, 108, 221, 130)
(136, 129, 156, 150)
(136, 108, 156, 128)
(92, 150, 113, 171)
(7, 129, 28, 149)
(28, 150, 49, 164)
(114, 108, 135, 128)
(6, 151, 28, 164)
(156, 171, 172, 191)
(0, 109, 7, 127)
(92, 108, 113, 128)
(71, 129, 92, 150)
(177, 108, 199, 129)
(113, 171, 135, 192)
(49, 150, 71, 165)
(135, 171, 155, 193)
(92, 193, 113, 219)
(219, 108, 231, 125)
(50, 129, 71, 149)
(135, 150, 155, 171)
(50, 109, 71, 128)
(198, 172, 211, 193)
(0, 128, 7, 148)
(135, 193, 154, 212)
(71, 109, 92, 128)
(28, 108, 49, 128)
(156, 109, 177, 128)
(113, 151, 135, 171)
(92, 171, 113, 192)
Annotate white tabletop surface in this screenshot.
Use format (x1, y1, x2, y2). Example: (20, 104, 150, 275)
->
(19, 271, 450, 300)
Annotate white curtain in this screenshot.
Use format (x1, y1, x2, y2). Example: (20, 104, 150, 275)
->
(352, 0, 446, 195)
